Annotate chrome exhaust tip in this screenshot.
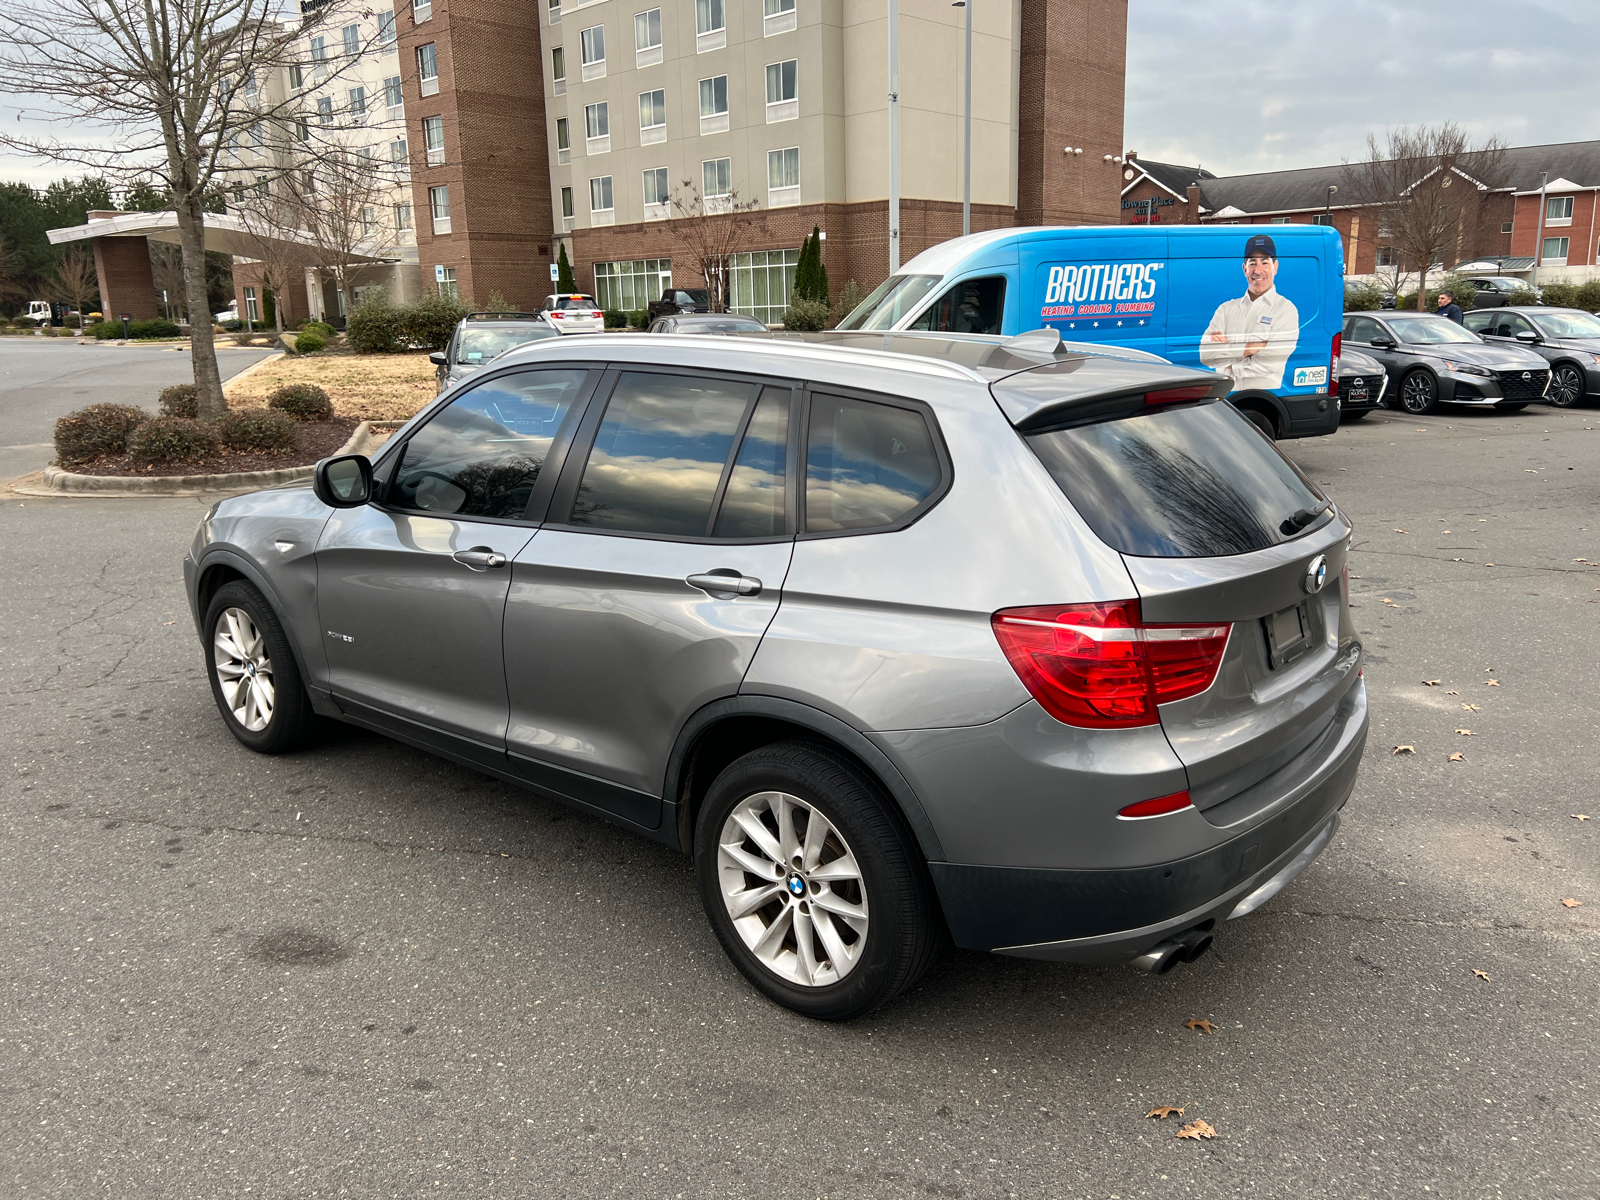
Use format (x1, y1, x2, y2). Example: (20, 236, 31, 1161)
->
(1131, 926, 1214, 974)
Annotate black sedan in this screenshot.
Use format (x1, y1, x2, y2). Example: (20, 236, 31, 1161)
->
(1462, 307, 1600, 408)
(1337, 345, 1388, 419)
(1340, 311, 1550, 415)
(646, 313, 770, 335)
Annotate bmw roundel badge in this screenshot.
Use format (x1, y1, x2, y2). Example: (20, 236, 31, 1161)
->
(1303, 554, 1328, 595)
(787, 874, 806, 897)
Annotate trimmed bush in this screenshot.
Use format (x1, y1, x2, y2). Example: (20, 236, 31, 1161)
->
(301, 319, 336, 338)
(89, 321, 122, 340)
(218, 408, 299, 452)
(347, 293, 402, 353)
(268, 382, 334, 421)
(158, 384, 199, 419)
(1343, 283, 1383, 312)
(128, 318, 181, 339)
(625, 308, 647, 329)
(398, 292, 470, 350)
(53, 403, 147, 465)
(1503, 287, 1540, 307)
(603, 308, 628, 329)
(293, 328, 329, 353)
(1537, 281, 1580, 309)
(1573, 280, 1600, 313)
(127, 417, 218, 468)
(781, 296, 831, 332)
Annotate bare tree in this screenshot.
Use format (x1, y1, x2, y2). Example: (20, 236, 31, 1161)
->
(0, 0, 378, 418)
(50, 246, 99, 321)
(669, 181, 764, 313)
(230, 183, 318, 333)
(282, 146, 399, 318)
(1343, 124, 1507, 310)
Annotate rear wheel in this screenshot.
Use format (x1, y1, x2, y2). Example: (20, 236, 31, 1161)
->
(1400, 369, 1438, 414)
(204, 580, 318, 753)
(1547, 364, 1585, 408)
(694, 741, 940, 1020)
(1240, 407, 1277, 439)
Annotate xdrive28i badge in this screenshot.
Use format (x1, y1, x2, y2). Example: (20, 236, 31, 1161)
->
(1302, 555, 1328, 595)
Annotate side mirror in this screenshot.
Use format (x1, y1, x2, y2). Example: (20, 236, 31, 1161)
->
(313, 454, 372, 508)
(1515, 330, 1541, 343)
(1370, 337, 1396, 349)
(429, 351, 448, 367)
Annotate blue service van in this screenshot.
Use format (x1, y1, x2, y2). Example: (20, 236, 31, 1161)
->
(836, 224, 1346, 440)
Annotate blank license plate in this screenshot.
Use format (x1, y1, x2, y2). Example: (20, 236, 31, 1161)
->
(1265, 603, 1309, 667)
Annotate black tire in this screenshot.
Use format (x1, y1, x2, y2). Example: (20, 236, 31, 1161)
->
(203, 580, 319, 754)
(1547, 364, 1585, 408)
(1399, 369, 1438, 414)
(694, 741, 941, 1020)
(1241, 407, 1277, 439)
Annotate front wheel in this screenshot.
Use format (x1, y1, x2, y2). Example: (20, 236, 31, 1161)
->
(204, 580, 319, 753)
(1400, 369, 1438, 414)
(1547, 364, 1585, 408)
(694, 741, 941, 1020)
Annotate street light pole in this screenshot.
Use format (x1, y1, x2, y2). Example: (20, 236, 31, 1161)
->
(953, 0, 971, 236)
(887, 0, 900, 273)
(1530, 170, 1549, 292)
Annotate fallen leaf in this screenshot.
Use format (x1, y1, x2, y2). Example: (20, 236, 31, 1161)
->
(1175, 1119, 1218, 1141)
(1393, 528, 1408, 534)
(1393, 745, 1416, 755)
(1448, 752, 1465, 762)
(1485, 679, 1500, 687)
(162, 621, 175, 626)
(1423, 679, 1442, 687)
(1456, 729, 1475, 736)
(1485, 562, 1495, 567)
(1561, 898, 1582, 909)
(1573, 814, 1591, 821)
(1182, 1019, 1219, 1035)
(1461, 703, 1480, 711)
(1445, 690, 1460, 695)
(1472, 969, 1490, 981)
(1146, 1106, 1186, 1120)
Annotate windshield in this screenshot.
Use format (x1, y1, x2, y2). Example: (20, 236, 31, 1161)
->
(835, 274, 943, 331)
(1391, 317, 1480, 345)
(456, 325, 555, 364)
(1536, 311, 1600, 338)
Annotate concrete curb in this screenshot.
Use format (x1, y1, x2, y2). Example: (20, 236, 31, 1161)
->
(7, 420, 398, 500)
(222, 351, 287, 393)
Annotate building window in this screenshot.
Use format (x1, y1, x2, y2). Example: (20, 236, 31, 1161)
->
(765, 59, 797, 121)
(730, 248, 799, 326)
(696, 0, 724, 34)
(1501, 221, 1513, 234)
(390, 137, 408, 167)
(317, 96, 333, 124)
(590, 175, 614, 212)
(395, 201, 413, 231)
(594, 257, 672, 311)
(699, 74, 728, 134)
(342, 23, 360, 56)
(551, 46, 566, 93)
(348, 86, 366, 117)
(639, 88, 666, 144)
(378, 11, 396, 45)
(643, 166, 669, 217)
(385, 75, 403, 112)
(250, 122, 264, 147)
(561, 185, 575, 219)
(1270, 216, 1291, 225)
(414, 0, 432, 22)
(429, 184, 451, 233)
(295, 117, 309, 141)
(635, 7, 663, 66)
(244, 286, 258, 322)
(437, 267, 456, 298)
(1375, 247, 1396, 267)
(361, 206, 377, 237)
(417, 43, 439, 96)
(1542, 236, 1570, 264)
(763, 0, 796, 33)
(289, 64, 304, 91)
(310, 36, 328, 78)
(549, 0, 561, 22)
(301, 169, 316, 194)
(702, 156, 732, 201)
(1546, 195, 1574, 224)
(557, 116, 570, 151)
(585, 101, 609, 140)
(580, 25, 606, 80)
(767, 146, 799, 206)
(423, 115, 445, 165)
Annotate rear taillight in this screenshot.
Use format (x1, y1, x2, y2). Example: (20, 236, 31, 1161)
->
(550, 311, 564, 319)
(1144, 385, 1215, 406)
(1118, 790, 1194, 819)
(992, 600, 1231, 728)
(1329, 332, 1341, 397)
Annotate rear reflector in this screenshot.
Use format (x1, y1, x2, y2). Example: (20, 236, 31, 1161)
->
(1144, 385, 1215, 406)
(992, 600, 1231, 728)
(1118, 791, 1194, 819)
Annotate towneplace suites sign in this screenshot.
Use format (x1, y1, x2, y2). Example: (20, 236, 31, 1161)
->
(1122, 195, 1175, 224)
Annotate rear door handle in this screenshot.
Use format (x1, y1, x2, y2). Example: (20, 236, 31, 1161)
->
(687, 572, 762, 597)
(453, 546, 507, 571)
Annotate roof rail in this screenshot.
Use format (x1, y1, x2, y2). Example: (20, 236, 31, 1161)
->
(465, 311, 542, 320)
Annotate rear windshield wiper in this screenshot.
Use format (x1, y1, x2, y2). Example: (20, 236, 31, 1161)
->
(1280, 505, 1330, 536)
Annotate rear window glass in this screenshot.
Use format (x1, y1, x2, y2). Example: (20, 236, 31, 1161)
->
(1026, 402, 1327, 557)
(805, 395, 941, 532)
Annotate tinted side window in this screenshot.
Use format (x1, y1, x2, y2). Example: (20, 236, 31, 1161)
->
(570, 372, 754, 536)
(714, 387, 790, 538)
(389, 369, 586, 519)
(1346, 316, 1381, 343)
(907, 275, 1006, 335)
(1463, 312, 1493, 334)
(804, 395, 941, 533)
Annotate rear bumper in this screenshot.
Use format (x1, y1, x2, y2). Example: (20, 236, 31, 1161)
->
(928, 679, 1367, 963)
(1280, 391, 1340, 438)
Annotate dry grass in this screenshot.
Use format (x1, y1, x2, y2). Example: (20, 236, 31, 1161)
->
(225, 351, 436, 421)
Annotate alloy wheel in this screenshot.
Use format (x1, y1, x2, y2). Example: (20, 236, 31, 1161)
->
(213, 606, 276, 732)
(1402, 372, 1435, 413)
(716, 790, 869, 987)
(1549, 365, 1583, 407)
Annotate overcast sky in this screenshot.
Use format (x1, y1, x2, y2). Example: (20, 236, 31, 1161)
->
(1125, 0, 1600, 176)
(3, 0, 1597, 190)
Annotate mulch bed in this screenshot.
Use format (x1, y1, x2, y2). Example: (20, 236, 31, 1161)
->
(68, 416, 362, 478)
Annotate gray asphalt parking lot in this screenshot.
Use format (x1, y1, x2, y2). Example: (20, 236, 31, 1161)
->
(2, 370, 1596, 1197)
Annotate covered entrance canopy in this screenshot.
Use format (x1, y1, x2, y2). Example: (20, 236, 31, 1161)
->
(47, 210, 393, 322)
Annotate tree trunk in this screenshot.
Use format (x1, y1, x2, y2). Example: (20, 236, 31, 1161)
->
(1415, 266, 1429, 311)
(176, 198, 227, 422)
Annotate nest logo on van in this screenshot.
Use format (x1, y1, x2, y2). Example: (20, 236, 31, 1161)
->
(1040, 262, 1164, 319)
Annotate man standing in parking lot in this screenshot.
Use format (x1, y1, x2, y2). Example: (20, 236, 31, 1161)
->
(1199, 234, 1300, 392)
(1437, 290, 1465, 324)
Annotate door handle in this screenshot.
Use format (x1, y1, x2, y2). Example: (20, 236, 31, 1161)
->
(453, 546, 507, 570)
(687, 572, 762, 597)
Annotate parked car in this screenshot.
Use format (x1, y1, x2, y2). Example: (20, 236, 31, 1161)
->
(646, 287, 713, 325)
(185, 328, 1367, 1019)
(539, 293, 605, 335)
(21, 300, 53, 326)
(1464, 276, 1540, 308)
(1462, 307, 1600, 408)
(1340, 310, 1550, 414)
(1336, 345, 1388, 420)
(430, 312, 559, 392)
(647, 312, 769, 335)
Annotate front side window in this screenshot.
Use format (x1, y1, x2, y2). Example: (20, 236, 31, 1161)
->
(580, 24, 605, 64)
(907, 275, 1006, 335)
(767, 147, 798, 189)
(390, 370, 588, 520)
(696, 0, 724, 33)
(556, 116, 570, 150)
(702, 156, 731, 198)
(765, 59, 796, 103)
(805, 395, 941, 533)
(590, 175, 613, 212)
(342, 23, 360, 55)
(423, 115, 445, 164)
(1487, 311, 1534, 338)
(585, 101, 609, 139)
(569, 372, 757, 537)
(639, 89, 666, 129)
(699, 75, 728, 117)
(1344, 315, 1383, 343)
(635, 7, 662, 49)
(643, 166, 669, 206)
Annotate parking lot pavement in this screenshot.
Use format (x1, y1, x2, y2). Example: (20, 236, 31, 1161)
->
(1, 401, 1595, 1199)
(0, 340, 278, 481)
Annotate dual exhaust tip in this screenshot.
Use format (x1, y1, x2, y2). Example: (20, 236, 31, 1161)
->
(1130, 925, 1214, 975)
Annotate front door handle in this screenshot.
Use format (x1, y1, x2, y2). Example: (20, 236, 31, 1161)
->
(687, 572, 762, 597)
(453, 546, 507, 571)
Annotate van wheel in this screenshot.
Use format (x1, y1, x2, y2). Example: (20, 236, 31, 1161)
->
(1241, 407, 1277, 439)
(1400, 370, 1438, 414)
(694, 741, 940, 1020)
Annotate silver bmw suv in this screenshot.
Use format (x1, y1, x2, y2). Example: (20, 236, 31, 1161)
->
(185, 329, 1367, 1019)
